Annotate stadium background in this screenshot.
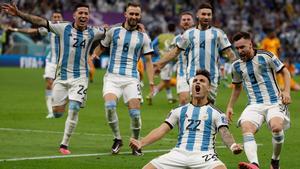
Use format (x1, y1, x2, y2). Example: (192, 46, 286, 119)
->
(0, 0, 299, 169)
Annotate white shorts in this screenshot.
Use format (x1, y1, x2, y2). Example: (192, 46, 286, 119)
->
(52, 77, 88, 107)
(151, 148, 225, 169)
(177, 76, 189, 93)
(188, 78, 218, 102)
(102, 73, 141, 103)
(238, 103, 290, 130)
(160, 63, 173, 80)
(43, 62, 57, 79)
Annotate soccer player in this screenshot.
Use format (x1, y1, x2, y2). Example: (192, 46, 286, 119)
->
(173, 11, 195, 105)
(226, 32, 291, 169)
(130, 69, 243, 169)
(92, 2, 154, 156)
(8, 11, 63, 118)
(2, 2, 105, 155)
(154, 3, 238, 104)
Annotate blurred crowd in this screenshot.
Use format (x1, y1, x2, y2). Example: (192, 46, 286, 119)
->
(0, 0, 300, 62)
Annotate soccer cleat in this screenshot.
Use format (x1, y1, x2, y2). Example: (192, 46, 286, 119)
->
(270, 159, 280, 169)
(238, 162, 259, 169)
(59, 145, 71, 155)
(111, 138, 123, 154)
(46, 113, 55, 119)
(132, 148, 143, 156)
(146, 95, 152, 105)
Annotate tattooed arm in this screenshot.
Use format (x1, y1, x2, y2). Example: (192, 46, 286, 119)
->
(219, 126, 243, 154)
(2, 2, 47, 27)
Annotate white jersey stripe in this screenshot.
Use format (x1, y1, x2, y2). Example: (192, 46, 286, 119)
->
(60, 25, 72, 80)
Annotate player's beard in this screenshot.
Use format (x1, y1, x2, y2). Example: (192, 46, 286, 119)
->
(128, 18, 140, 29)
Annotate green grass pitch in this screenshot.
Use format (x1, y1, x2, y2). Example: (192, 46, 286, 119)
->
(0, 68, 299, 169)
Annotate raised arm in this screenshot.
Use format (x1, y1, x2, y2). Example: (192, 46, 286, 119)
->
(129, 123, 171, 150)
(9, 27, 39, 35)
(226, 83, 242, 123)
(219, 126, 243, 154)
(1, 2, 48, 27)
(155, 47, 181, 71)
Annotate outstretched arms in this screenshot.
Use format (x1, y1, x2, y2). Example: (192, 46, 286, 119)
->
(2, 2, 48, 27)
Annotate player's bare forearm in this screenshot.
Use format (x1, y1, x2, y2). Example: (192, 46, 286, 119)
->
(281, 67, 291, 94)
(227, 83, 242, 108)
(140, 123, 171, 147)
(145, 54, 154, 85)
(219, 127, 235, 148)
(11, 28, 38, 35)
(17, 10, 47, 27)
(224, 47, 238, 62)
(91, 45, 105, 59)
(157, 47, 181, 68)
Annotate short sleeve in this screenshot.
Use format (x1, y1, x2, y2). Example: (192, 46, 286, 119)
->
(269, 56, 284, 72)
(143, 34, 154, 54)
(48, 21, 68, 35)
(231, 62, 243, 84)
(38, 27, 48, 37)
(164, 109, 179, 129)
(218, 30, 231, 50)
(100, 28, 113, 48)
(93, 26, 106, 41)
(215, 113, 229, 131)
(176, 31, 190, 50)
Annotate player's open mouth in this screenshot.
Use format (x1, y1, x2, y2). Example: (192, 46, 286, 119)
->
(195, 85, 201, 92)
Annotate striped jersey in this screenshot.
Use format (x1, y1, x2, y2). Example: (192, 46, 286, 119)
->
(38, 27, 59, 64)
(177, 26, 231, 86)
(165, 103, 228, 152)
(101, 25, 153, 79)
(172, 34, 189, 79)
(231, 49, 283, 104)
(48, 22, 105, 80)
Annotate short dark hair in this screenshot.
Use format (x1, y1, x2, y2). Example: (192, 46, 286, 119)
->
(52, 10, 62, 15)
(195, 69, 211, 84)
(125, 2, 141, 11)
(232, 31, 251, 42)
(197, 2, 213, 12)
(73, 3, 89, 12)
(179, 11, 193, 20)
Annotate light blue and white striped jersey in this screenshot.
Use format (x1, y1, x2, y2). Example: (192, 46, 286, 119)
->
(38, 27, 59, 64)
(172, 34, 188, 80)
(101, 25, 153, 79)
(165, 103, 228, 152)
(177, 26, 231, 86)
(48, 22, 105, 80)
(231, 49, 284, 104)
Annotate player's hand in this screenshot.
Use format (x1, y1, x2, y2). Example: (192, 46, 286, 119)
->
(280, 91, 291, 105)
(129, 138, 142, 150)
(91, 53, 99, 60)
(137, 23, 146, 33)
(230, 143, 243, 155)
(1, 2, 19, 16)
(226, 107, 234, 124)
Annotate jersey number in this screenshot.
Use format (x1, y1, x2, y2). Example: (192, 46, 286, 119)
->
(73, 38, 86, 48)
(123, 43, 129, 52)
(186, 119, 201, 131)
(200, 41, 205, 49)
(77, 85, 87, 95)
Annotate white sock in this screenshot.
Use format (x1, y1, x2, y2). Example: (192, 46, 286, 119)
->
(129, 109, 141, 139)
(166, 88, 173, 99)
(61, 101, 80, 146)
(272, 130, 284, 160)
(152, 87, 159, 97)
(45, 90, 53, 114)
(105, 101, 121, 139)
(243, 133, 259, 165)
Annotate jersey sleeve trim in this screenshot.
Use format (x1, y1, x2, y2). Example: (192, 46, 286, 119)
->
(217, 125, 229, 131)
(276, 65, 285, 73)
(164, 121, 173, 129)
(220, 45, 231, 52)
(46, 20, 50, 32)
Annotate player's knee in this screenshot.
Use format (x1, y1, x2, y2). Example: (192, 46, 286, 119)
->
(271, 124, 283, 133)
(129, 109, 140, 118)
(272, 130, 284, 144)
(69, 101, 80, 112)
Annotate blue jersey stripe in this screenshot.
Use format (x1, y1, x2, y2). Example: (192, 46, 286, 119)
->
(132, 32, 143, 78)
(201, 107, 213, 151)
(258, 56, 278, 103)
(61, 25, 72, 80)
(210, 30, 217, 83)
(119, 31, 132, 75)
(189, 30, 195, 78)
(199, 31, 206, 69)
(176, 106, 188, 148)
(73, 30, 83, 78)
(246, 61, 263, 103)
(85, 28, 95, 78)
(186, 106, 201, 151)
(108, 28, 121, 73)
